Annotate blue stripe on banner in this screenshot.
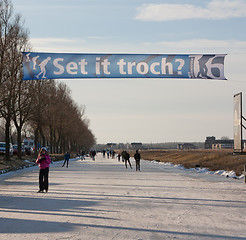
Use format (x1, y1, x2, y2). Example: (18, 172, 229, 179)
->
(22, 53, 226, 80)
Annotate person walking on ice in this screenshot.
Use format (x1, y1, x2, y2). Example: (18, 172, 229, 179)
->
(134, 150, 141, 171)
(36, 147, 51, 193)
(36, 57, 51, 79)
(62, 151, 70, 168)
(124, 151, 132, 169)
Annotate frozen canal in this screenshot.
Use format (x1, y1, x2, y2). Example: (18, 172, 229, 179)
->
(0, 154, 246, 240)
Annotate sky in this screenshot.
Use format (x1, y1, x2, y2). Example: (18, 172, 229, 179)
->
(12, 0, 246, 144)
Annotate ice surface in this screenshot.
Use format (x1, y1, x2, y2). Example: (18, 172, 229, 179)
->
(0, 154, 245, 240)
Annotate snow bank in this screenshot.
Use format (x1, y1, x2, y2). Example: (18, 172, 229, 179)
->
(149, 159, 244, 180)
(0, 160, 35, 175)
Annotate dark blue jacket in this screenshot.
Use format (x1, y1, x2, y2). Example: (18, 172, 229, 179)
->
(64, 153, 70, 160)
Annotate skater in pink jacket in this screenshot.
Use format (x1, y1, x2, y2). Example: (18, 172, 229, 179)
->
(36, 147, 51, 193)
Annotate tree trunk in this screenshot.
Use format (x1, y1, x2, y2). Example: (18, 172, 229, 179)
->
(53, 129, 56, 154)
(49, 125, 52, 154)
(34, 127, 39, 156)
(5, 117, 11, 161)
(53, 130, 57, 154)
(16, 125, 22, 159)
(62, 136, 66, 154)
(39, 127, 46, 147)
(13, 119, 23, 160)
(56, 132, 61, 154)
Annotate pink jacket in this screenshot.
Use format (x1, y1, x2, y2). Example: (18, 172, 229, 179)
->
(36, 154, 51, 169)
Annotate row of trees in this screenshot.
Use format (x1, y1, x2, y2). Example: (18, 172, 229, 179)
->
(0, 0, 96, 160)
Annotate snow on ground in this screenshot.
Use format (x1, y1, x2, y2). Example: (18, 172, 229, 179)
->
(0, 154, 246, 240)
(150, 160, 245, 179)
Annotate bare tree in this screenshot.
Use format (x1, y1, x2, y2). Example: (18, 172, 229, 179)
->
(27, 79, 96, 154)
(28, 80, 52, 155)
(0, 1, 95, 160)
(0, 0, 28, 160)
(13, 80, 35, 159)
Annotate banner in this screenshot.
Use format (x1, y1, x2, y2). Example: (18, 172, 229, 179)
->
(22, 52, 226, 80)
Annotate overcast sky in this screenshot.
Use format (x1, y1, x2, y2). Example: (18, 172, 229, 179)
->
(12, 0, 246, 144)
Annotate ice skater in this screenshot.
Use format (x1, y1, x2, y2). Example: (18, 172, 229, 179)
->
(36, 57, 51, 79)
(62, 151, 70, 168)
(36, 147, 51, 193)
(121, 150, 126, 162)
(25, 53, 31, 62)
(90, 150, 96, 161)
(32, 55, 40, 70)
(124, 151, 132, 169)
(80, 150, 85, 160)
(134, 150, 141, 171)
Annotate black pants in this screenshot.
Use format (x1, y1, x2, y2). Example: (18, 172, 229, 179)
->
(62, 159, 69, 167)
(135, 160, 140, 171)
(125, 159, 132, 169)
(39, 168, 49, 191)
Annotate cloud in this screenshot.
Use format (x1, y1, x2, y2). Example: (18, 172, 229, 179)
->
(29, 36, 246, 55)
(135, 0, 246, 21)
(29, 37, 148, 53)
(29, 37, 86, 53)
(31, 38, 78, 44)
(153, 39, 246, 53)
(87, 36, 109, 40)
(29, 37, 246, 55)
(29, 37, 129, 53)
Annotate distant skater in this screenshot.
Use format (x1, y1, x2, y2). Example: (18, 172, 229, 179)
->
(80, 150, 85, 160)
(134, 150, 141, 171)
(121, 150, 126, 162)
(112, 150, 116, 159)
(36, 147, 51, 193)
(124, 151, 132, 169)
(62, 151, 70, 168)
(117, 153, 121, 162)
(90, 150, 96, 161)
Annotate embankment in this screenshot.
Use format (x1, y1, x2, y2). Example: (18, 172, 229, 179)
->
(136, 149, 246, 175)
(0, 154, 66, 174)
